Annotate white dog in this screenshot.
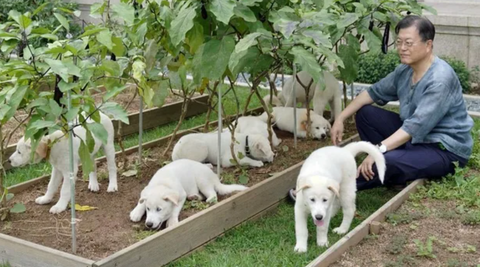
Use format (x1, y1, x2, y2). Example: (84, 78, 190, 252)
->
(129, 159, 248, 229)
(258, 107, 331, 140)
(235, 116, 281, 147)
(263, 71, 342, 122)
(294, 141, 386, 253)
(172, 131, 274, 168)
(8, 112, 117, 214)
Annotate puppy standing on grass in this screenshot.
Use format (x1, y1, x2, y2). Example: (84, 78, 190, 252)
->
(294, 141, 386, 253)
(8, 112, 118, 214)
(129, 159, 248, 229)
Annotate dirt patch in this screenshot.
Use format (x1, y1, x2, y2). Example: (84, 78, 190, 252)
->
(1, 87, 184, 146)
(331, 199, 480, 267)
(0, 118, 357, 260)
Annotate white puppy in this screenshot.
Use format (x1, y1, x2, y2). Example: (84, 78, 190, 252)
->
(172, 131, 274, 168)
(258, 107, 331, 140)
(294, 141, 386, 253)
(263, 71, 342, 121)
(129, 159, 248, 229)
(8, 112, 117, 214)
(235, 116, 281, 147)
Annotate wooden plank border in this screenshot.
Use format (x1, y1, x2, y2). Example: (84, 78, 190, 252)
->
(306, 179, 426, 267)
(93, 134, 361, 267)
(2, 94, 209, 171)
(0, 233, 94, 267)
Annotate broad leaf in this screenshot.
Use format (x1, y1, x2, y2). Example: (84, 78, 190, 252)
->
(86, 122, 108, 145)
(152, 81, 169, 107)
(291, 47, 323, 85)
(10, 203, 26, 213)
(145, 39, 159, 73)
(234, 32, 262, 54)
(65, 107, 80, 122)
(234, 5, 257, 22)
(49, 99, 63, 118)
(197, 36, 235, 80)
(79, 139, 94, 177)
(44, 58, 69, 82)
(274, 18, 299, 39)
(54, 13, 69, 32)
(185, 23, 204, 54)
(170, 5, 197, 46)
(90, 2, 106, 19)
(112, 3, 135, 25)
(209, 0, 236, 25)
(100, 102, 129, 124)
(338, 13, 359, 28)
(111, 36, 125, 57)
(97, 30, 113, 50)
(103, 83, 128, 102)
(242, 0, 263, 7)
(29, 120, 57, 130)
(100, 60, 121, 77)
(338, 44, 358, 84)
(229, 46, 259, 77)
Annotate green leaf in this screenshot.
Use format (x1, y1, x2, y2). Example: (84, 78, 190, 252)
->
(100, 60, 121, 77)
(419, 3, 437, 15)
(9, 11, 31, 30)
(58, 80, 77, 93)
(65, 107, 80, 122)
(234, 32, 262, 54)
(29, 120, 57, 130)
(132, 59, 146, 81)
(90, 2, 106, 19)
(33, 3, 49, 17)
(229, 46, 259, 77)
(302, 30, 331, 48)
(44, 58, 69, 82)
(234, 5, 256, 22)
(10, 203, 26, 214)
(197, 36, 235, 80)
(80, 27, 105, 37)
(145, 39, 159, 73)
(239, 174, 249, 185)
(86, 122, 108, 145)
(242, 0, 263, 7)
(103, 83, 128, 102)
(111, 36, 125, 57)
(152, 81, 169, 107)
(112, 3, 135, 25)
(185, 23, 204, 54)
(97, 30, 113, 50)
(338, 44, 358, 84)
(209, 0, 236, 25)
(6, 193, 14, 202)
(0, 85, 27, 123)
(79, 139, 94, 177)
(338, 13, 359, 28)
(291, 47, 323, 85)
(54, 13, 70, 32)
(170, 5, 197, 46)
(274, 18, 299, 39)
(49, 99, 63, 118)
(100, 102, 129, 124)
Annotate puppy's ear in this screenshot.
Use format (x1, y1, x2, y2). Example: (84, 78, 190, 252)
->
(35, 138, 49, 159)
(255, 141, 268, 155)
(139, 198, 146, 204)
(163, 193, 180, 206)
(327, 183, 340, 198)
(300, 120, 308, 131)
(296, 183, 311, 193)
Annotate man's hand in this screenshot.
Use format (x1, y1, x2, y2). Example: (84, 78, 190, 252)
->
(330, 120, 344, 145)
(357, 155, 376, 180)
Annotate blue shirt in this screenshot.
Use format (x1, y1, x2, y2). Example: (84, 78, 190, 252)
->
(367, 56, 474, 160)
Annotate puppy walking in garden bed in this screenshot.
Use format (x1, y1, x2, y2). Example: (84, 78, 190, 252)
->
(294, 141, 385, 253)
(9, 112, 118, 214)
(129, 159, 248, 229)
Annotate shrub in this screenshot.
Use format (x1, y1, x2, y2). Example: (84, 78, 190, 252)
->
(355, 51, 475, 93)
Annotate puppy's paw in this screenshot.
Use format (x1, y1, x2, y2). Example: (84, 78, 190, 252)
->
(294, 244, 307, 253)
(333, 226, 349, 235)
(107, 183, 118, 192)
(251, 161, 264, 168)
(317, 238, 329, 247)
(166, 218, 179, 228)
(88, 182, 100, 192)
(49, 204, 66, 214)
(129, 209, 143, 222)
(35, 195, 53, 205)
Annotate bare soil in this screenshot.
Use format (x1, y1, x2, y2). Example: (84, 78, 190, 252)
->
(331, 198, 480, 267)
(1, 87, 184, 147)
(0, 118, 357, 260)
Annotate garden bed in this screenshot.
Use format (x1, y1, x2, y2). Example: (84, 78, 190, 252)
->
(0, 113, 358, 266)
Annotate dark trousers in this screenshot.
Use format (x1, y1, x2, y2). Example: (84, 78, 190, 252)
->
(355, 105, 467, 190)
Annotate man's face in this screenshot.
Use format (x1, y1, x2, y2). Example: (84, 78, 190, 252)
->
(396, 25, 432, 66)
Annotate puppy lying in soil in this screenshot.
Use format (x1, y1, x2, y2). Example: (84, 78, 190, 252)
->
(129, 159, 248, 229)
(172, 131, 274, 168)
(258, 107, 331, 140)
(235, 116, 281, 147)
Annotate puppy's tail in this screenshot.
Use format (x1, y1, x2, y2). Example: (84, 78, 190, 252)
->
(214, 181, 248, 196)
(342, 141, 386, 183)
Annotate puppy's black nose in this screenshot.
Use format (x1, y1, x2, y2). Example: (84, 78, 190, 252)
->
(321, 134, 326, 139)
(145, 222, 153, 228)
(7, 159, 11, 164)
(315, 215, 323, 221)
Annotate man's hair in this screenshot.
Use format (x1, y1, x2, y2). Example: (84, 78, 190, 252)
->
(395, 15, 435, 42)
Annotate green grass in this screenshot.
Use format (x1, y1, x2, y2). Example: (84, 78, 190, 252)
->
(168, 188, 398, 267)
(4, 85, 268, 187)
